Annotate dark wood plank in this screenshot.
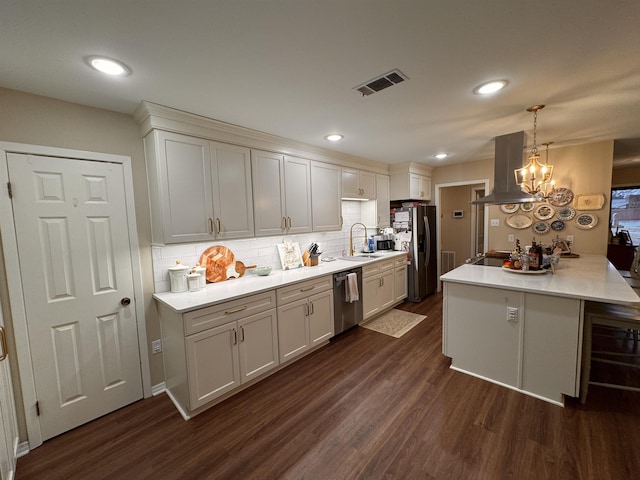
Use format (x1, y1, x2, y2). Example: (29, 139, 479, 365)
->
(17, 292, 640, 479)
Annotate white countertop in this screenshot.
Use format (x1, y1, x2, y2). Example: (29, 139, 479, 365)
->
(440, 254, 640, 305)
(154, 251, 407, 313)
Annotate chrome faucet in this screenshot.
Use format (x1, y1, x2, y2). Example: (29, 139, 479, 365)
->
(349, 222, 368, 256)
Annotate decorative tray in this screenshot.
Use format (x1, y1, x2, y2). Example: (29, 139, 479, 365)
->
(502, 266, 549, 275)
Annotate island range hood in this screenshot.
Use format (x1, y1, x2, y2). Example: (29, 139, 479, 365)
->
(471, 130, 534, 205)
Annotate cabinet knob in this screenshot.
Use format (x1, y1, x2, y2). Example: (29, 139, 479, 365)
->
(121, 297, 131, 306)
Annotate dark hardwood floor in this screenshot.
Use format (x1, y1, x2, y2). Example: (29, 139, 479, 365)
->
(17, 293, 640, 479)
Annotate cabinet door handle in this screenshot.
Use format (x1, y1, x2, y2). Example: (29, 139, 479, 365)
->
(300, 286, 315, 292)
(0, 326, 7, 362)
(209, 218, 214, 234)
(216, 218, 222, 234)
(225, 305, 247, 315)
(339, 215, 343, 228)
(282, 217, 287, 230)
(304, 303, 309, 316)
(309, 302, 314, 315)
(240, 326, 245, 342)
(287, 216, 292, 231)
(232, 328, 238, 345)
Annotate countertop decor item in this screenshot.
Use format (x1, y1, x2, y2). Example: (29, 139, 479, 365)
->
(574, 193, 605, 210)
(168, 260, 190, 293)
(277, 241, 304, 270)
(199, 245, 236, 282)
(234, 261, 256, 277)
(502, 265, 549, 275)
(255, 265, 272, 276)
(575, 212, 598, 229)
(506, 214, 533, 229)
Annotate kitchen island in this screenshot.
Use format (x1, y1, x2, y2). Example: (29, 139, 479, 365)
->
(440, 254, 639, 406)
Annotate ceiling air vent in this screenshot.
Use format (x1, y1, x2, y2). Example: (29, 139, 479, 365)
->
(354, 69, 409, 96)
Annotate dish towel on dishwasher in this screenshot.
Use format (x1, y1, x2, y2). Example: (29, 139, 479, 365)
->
(345, 272, 359, 303)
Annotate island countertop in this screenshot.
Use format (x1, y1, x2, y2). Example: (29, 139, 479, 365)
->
(440, 254, 640, 305)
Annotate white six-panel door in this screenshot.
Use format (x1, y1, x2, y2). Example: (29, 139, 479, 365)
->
(7, 153, 143, 441)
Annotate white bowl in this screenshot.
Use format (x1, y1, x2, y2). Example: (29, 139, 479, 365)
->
(255, 265, 272, 276)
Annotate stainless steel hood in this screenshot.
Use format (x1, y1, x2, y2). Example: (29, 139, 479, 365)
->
(471, 131, 534, 205)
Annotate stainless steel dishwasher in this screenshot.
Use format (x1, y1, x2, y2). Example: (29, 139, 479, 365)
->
(333, 267, 363, 335)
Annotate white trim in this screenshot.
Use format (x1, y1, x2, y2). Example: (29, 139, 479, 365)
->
(16, 442, 30, 459)
(0, 141, 150, 449)
(434, 179, 490, 292)
(151, 382, 166, 396)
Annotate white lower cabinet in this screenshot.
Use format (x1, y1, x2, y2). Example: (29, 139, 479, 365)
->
(158, 290, 280, 415)
(393, 257, 408, 302)
(186, 309, 278, 410)
(277, 275, 334, 363)
(362, 259, 395, 320)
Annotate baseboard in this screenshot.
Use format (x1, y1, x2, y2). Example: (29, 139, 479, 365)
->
(16, 441, 30, 458)
(151, 381, 166, 396)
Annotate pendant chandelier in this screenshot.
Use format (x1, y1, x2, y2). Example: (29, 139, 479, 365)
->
(514, 105, 556, 200)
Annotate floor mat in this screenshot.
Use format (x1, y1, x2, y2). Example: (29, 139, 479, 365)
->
(360, 309, 426, 338)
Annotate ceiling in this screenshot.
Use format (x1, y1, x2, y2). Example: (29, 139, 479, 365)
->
(1, 1, 639, 167)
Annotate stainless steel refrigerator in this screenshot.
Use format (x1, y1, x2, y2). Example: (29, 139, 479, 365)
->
(391, 202, 437, 302)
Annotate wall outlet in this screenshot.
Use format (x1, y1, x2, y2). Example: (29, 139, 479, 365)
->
(490, 218, 500, 227)
(507, 307, 518, 323)
(567, 235, 574, 242)
(152, 339, 162, 354)
(508, 234, 515, 242)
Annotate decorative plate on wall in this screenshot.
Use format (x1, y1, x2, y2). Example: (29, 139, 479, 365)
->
(574, 193, 605, 210)
(556, 206, 576, 221)
(547, 188, 574, 207)
(532, 220, 550, 234)
(551, 220, 565, 231)
(506, 214, 533, 229)
(575, 213, 598, 229)
(533, 204, 555, 220)
(500, 203, 520, 214)
(520, 201, 535, 212)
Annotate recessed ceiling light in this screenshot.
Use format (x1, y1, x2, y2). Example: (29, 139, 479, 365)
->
(473, 80, 508, 95)
(86, 56, 131, 76)
(434, 153, 448, 160)
(325, 134, 343, 142)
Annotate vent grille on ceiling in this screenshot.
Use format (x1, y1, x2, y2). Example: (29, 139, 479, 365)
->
(354, 69, 409, 96)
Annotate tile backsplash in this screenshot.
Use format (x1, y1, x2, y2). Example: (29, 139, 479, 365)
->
(152, 201, 376, 292)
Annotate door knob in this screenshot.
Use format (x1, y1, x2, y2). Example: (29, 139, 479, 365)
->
(121, 297, 131, 306)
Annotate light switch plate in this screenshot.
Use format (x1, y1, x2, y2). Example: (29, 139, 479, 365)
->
(152, 339, 162, 354)
(491, 218, 500, 227)
(508, 234, 515, 242)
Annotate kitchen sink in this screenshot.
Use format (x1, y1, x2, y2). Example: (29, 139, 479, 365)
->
(340, 255, 381, 262)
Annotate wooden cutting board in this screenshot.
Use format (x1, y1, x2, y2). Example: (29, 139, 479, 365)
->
(199, 246, 236, 283)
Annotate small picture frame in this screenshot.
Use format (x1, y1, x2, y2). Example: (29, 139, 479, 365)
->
(453, 210, 464, 219)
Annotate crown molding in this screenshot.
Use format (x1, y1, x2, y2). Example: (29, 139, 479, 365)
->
(134, 101, 389, 174)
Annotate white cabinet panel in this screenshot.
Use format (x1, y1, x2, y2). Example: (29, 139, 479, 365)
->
(238, 309, 279, 382)
(284, 157, 312, 234)
(362, 174, 390, 228)
(309, 290, 334, 346)
(277, 299, 310, 362)
(311, 161, 342, 231)
(341, 168, 376, 200)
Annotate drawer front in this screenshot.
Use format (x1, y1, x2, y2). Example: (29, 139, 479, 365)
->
(184, 290, 276, 335)
(362, 263, 380, 278)
(277, 275, 332, 305)
(378, 259, 394, 271)
(395, 255, 407, 267)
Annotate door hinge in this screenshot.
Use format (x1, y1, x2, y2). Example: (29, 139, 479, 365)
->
(7, 182, 12, 198)
(36, 400, 40, 416)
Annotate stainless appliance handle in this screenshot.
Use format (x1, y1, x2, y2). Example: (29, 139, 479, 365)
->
(424, 215, 430, 267)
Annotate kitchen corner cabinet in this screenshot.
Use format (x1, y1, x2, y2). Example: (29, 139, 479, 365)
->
(159, 291, 279, 414)
(252, 150, 312, 236)
(389, 162, 433, 201)
(362, 259, 395, 320)
(310, 161, 342, 231)
(342, 168, 376, 200)
(144, 130, 254, 244)
(361, 174, 390, 228)
(276, 275, 334, 363)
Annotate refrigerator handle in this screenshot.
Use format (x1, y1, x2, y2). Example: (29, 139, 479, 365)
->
(424, 216, 430, 267)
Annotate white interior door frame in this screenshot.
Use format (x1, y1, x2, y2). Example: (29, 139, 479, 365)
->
(434, 178, 490, 291)
(0, 141, 151, 449)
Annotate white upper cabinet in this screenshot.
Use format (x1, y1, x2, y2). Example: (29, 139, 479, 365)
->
(252, 150, 312, 236)
(146, 130, 214, 244)
(390, 162, 433, 201)
(145, 130, 254, 244)
(310, 161, 342, 232)
(211, 142, 254, 239)
(341, 168, 376, 200)
(362, 174, 391, 228)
